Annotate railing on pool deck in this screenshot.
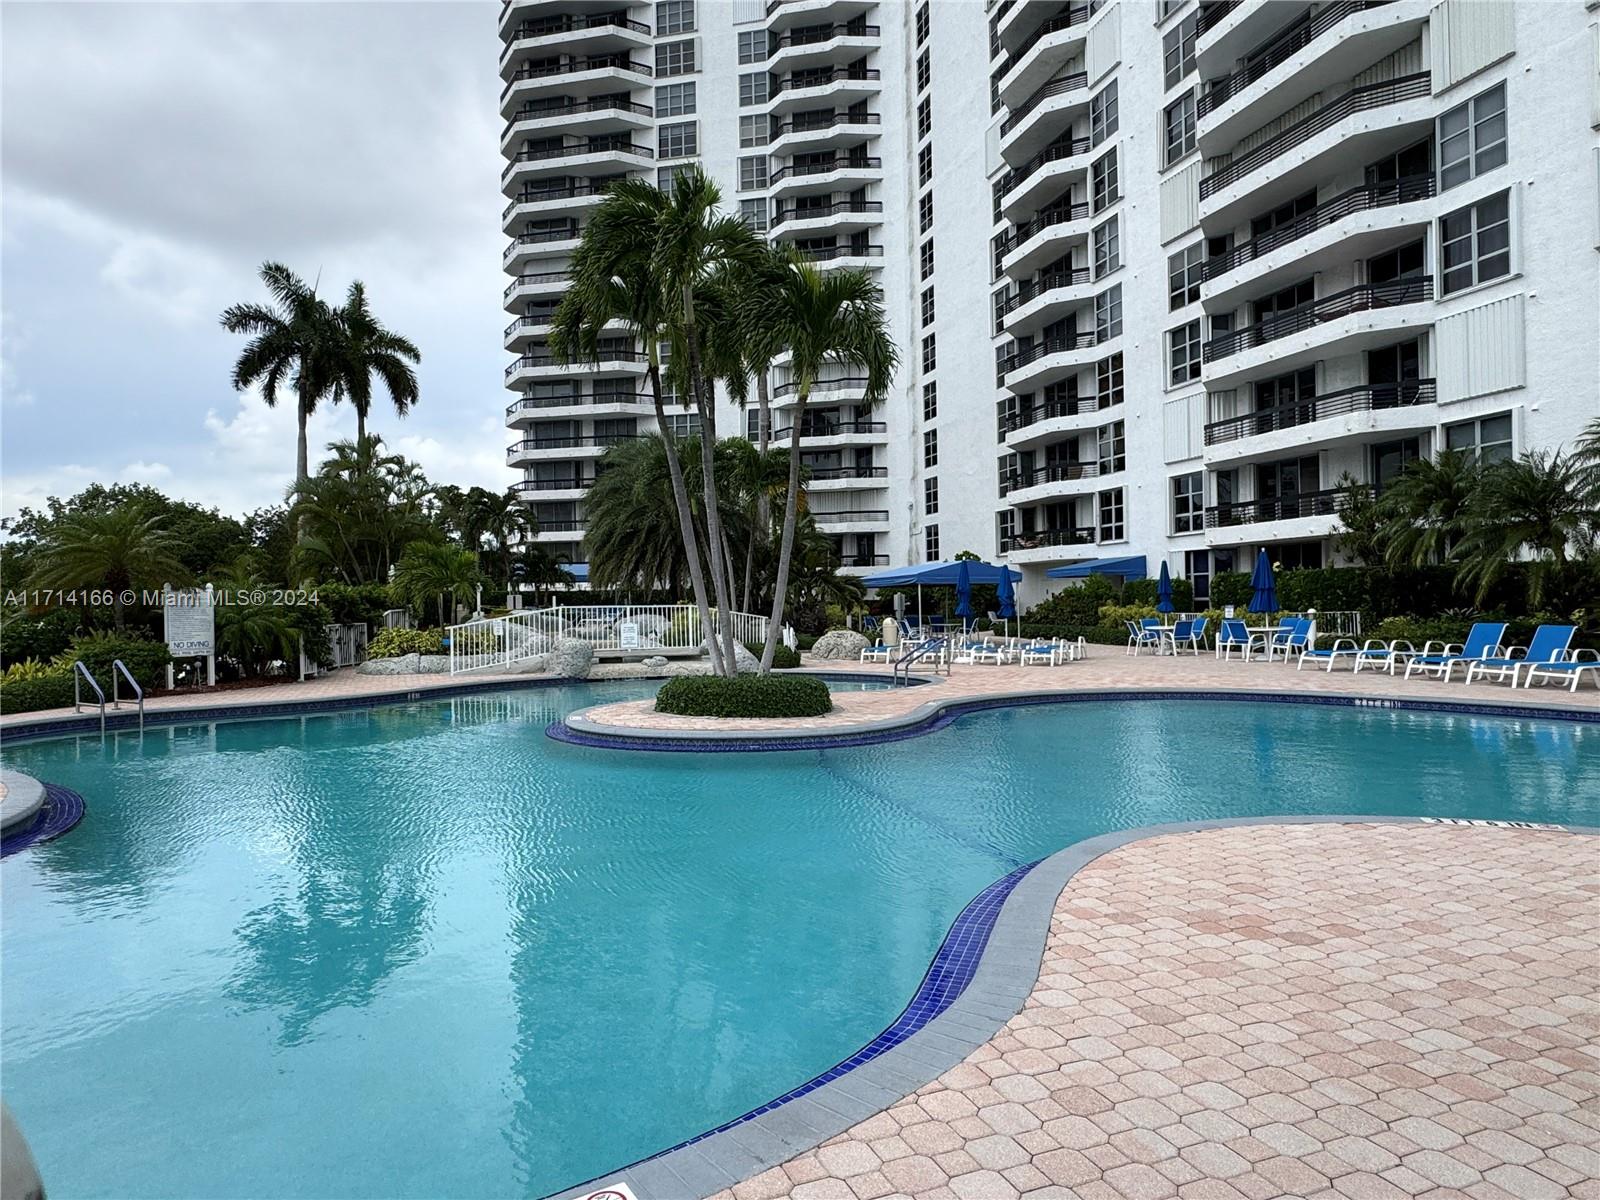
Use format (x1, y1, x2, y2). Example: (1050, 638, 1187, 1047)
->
(446, 604, 771, 675)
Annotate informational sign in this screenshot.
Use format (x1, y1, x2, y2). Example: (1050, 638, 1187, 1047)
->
(164, 587, 216, 656)
(618, 621, 640, 650)
(1224, 605, 1236, 618)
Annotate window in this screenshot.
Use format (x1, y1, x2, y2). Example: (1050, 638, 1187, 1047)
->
(1173, 472, 1203, 533)
(657, 164, 692, 189)
(1445, 412, 1513, 464)
(1097, 488, 1125, 541)
(1095, 284, 1122, 341)
(657, 0, 694, 34)
(1097, 352, 1124, 406)
(917, 96, 932, 140)
(922, 381, 937, 421)
(919, 192, 934, 233)
(738, 155, 768, 191)
(1163, 13, 1197, 89)
(924, 429, 938, 468)
(1090, 80, 1119, 145)
(920, 239, 934, 281)
(738, 114, 768, 148)
(1164, 90, 1196, 166)
(921, 286, 935, 326)
(998, 509, 1016, 553)
(739, 71, 769, 106)
(737, 29, 767, 64)
(916, 49, 931, 92)
(658, 120, 697, 159)
(661, 412, 702, 439)
(1440, 192, 1511, 295)
(739, 198, 768, 233)
(922, 333, 937, 372)
(656, 82, 695, 117)
(924, 477, 939, 515)
(916, 3, 930, 44)
(1438, 83, 1506, 192)
(1091, 148, 1119, 212)
(1168, 243, 1203, 309)
(918, 144, 932, 186)
(1097, 420, 1125, 474)
(1168, 321, 1201, 386)
(924, 523, 940, 561)
(656, 39, 695, 77)
(1093, 215, 1120, 277)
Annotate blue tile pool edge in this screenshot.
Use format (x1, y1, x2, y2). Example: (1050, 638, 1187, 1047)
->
(552, 813, 1600, 1200)
(549, 686, 1600, 754)
(0, 784, 86, 858)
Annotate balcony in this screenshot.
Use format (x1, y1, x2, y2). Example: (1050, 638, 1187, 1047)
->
(767, 67, 882, 113)
(513, 477, 598, 498)
(811, 509, 890, 528)
(999, 204, 1092, 280)
(1200, 1, 1395, 118)
(768, 22, 879, 72)
(1000, 73, 1090, 162)
(771, 200, 884, 232)
(764, 0, 877, 30)
(502, 225, 581, 266)
(531, 520, 586, 537)
(840, 553, 890, 568)
(770, 110, 881, 154)
(997, 328, 1113, 390)
(500, 13, 651, 69)
(996, 5, 1092, 105)
(504, 271, 571, 306)
(999, 269, 1097, 338)
(998, 137, 1094, 222)
(502, 180, 617, 224)
(501, 140, 653, 188)
(506, 348, 646, 381)
(499, 56, 653, 105)
(1206, 484, 1367, 529)
(772, 420, 888, 445)
(807, 465, 888, 482)
(1205, 380, 1435, 447)
(507, 392, 654, 421)
(1004, 391, 1121, 450)
(773, 376, 869, 402)
(1203, 276, 1432, 363)
(501, 97, 652, 148)
(1003, 460, 1112, 502)
(1000, 527, 1096, 555)
(768, 155, 881, 195)
(508, 434, 639, 464)
(795, 244, 883, 267)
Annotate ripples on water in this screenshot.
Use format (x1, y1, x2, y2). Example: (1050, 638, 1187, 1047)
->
(3, 683, 1596, 1199)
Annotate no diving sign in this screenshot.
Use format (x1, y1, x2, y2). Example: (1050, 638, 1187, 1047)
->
(1420, 817, 1568, 831)
(579, 1185, 638, 1200)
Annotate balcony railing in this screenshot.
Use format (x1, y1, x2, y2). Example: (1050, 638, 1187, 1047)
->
(513, 478, 597, 494)
(996, 4, 1091, 78)
(772, 67, 882, 94)
(1202, 276, 1432, 362)
(503, 180, 620, 219)
(998, 329, 1110, 382)
(507, 141, 653, 166)
(807, 465, 888, 480)
(500, 56, 652, 100)
(998, 137, 1093, 199)
(506, 13, 651, 43)
(1001, 72, 1089, 135)
(772, 421, 888, 438)
(1206, 484, 1367, 528)
(1202, 175, 1434, 279)
(534, 520, 586, 534)
(1203, 379, 1436, 445)
(772, 111, 882, 137)
(1199, 1, 1397, 116)
(1003, 461, 1112, 496)
(1196, 0, 1240, 36)
(812, 510, 890, 524)
(1198, 72, 1430, 199)
(505, 314, 557, 336)
(502, 227, 580, 261)
(996, 268, 1094, 320)
(996, 201, 1090, 256)
(506, 349, 643, 377)
(796, 244, 884, 262)
(772, 200, 884, 227)
(772, 23, 880, 49)
(773, 376, 868, 398)
(506, 392, 654, 417)
(841, 553, 891, 567)
(1001, 527, 1097, 553)
(509, 434, 639, 456)
(504, 271, 570, 299)
(505, 97, 654, 129)
(769, 155, 881, 183)
(1003, 389, 1119, 433)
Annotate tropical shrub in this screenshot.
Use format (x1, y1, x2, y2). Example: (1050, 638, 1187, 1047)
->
(0, 608, 80, 667)
(367, 627, 447, 658)
(1122, 577, 1195, 611)
(315, 581, 395, 629)
(1209, 572, 1254, 608)
(70, 631, 173, 689)
(748, 642, 800, 669)
(1021, 575, 1119, 627)
(0, 662, 76, 714)
(654, 673, 832, 718)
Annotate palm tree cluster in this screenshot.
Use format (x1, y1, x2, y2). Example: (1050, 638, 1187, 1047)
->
(221, 263, 420, 487)
(1338, 418, 1600, 612)
(552, 167, 896, 675)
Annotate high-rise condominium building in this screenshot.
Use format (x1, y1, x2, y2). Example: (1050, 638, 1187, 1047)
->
(500, 0, 1600, 605)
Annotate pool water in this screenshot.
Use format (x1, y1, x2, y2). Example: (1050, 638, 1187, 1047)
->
(2, 685, 1595, 1199)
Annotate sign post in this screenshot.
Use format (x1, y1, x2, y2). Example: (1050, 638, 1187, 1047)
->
(163, 583, 216, 688)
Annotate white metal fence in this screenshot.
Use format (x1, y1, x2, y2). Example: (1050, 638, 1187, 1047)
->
(446, 604, 770, 675)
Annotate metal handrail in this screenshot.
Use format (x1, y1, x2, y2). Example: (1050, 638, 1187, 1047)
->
(895, 637, 950, 684)
(1202, 276, 1432, 362)
(73, 662, 107, 735)
(111, 658, 144, 731)
(1199, 1, 1395, 116)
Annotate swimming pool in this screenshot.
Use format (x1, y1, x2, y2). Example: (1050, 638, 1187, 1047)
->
(3, 683, 1594, 1199)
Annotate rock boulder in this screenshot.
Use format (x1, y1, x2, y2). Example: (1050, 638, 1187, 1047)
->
(809, 629, 870, 660)
(551, 638, 595, 679)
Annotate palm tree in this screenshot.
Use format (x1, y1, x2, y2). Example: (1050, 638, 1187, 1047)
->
(392, 541, 481, 628)
(220, 262, 341, 487)
(329, 281, 422, 449)
(1378, 449, 1482, 568)
(584, 436, 696, 592)
(739, 253, 897, 670)
(1456, 450, 1598, 609)
(28, 504, 189, 629)
(475, 488, 537, 592)
(287, 437, 433, 584)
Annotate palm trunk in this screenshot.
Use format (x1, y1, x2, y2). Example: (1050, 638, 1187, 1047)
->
(356, 405, 367, 455)
(761, 390, 808, 671)
(683, 299, 739, 676)
(649, 362, 723, 676)
(748, 370, 770, 614)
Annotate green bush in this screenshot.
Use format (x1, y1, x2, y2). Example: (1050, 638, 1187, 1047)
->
(315, 582, 395, 629)
(1122, 577, 1195, 610)
(71, 632, 172, 690)
(367, 627, 447, 658)
(1022, 575, 1119, 627)
(0, 668, 76, 714)
(1210, 572, 1254, 608)
(746, 642, 801, 669)
(655, 673, 833, 718)
(0, 608, 80, 668)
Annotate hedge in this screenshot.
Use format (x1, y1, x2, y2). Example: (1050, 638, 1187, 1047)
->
(71, 634, 172, 690)
(368, 627, 448, 658)
(0, 669, 76, 715)
(655, 673, 832, 718)
(746, 642, 801, 669)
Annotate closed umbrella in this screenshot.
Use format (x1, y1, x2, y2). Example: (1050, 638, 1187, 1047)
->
(1248, 549, 1278, 614)
(954, 559, 974, 632)
(997, 564, 1017, 638)
(1155, 561, 1175, 614)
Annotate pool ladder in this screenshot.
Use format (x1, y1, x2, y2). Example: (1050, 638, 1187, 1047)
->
(893, 637, 950, 685)
(72, 659, 144, 735)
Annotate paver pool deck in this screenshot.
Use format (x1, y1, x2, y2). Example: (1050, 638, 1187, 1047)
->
(706, 823, 1599, 1200)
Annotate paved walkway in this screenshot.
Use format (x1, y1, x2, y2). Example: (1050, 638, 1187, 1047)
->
(710, 823, 1599, 1200)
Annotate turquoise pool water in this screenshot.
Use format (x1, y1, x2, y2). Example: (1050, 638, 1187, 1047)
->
(2, 685, 1595, 1199)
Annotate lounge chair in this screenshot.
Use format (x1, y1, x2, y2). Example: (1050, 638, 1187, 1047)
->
(1125, 619, 1162, 656)
(1020, 638, 1068, 665)
(951, 639, 993, 665)
(1215, 619, 1251, 661)
(1400, 622, 1507, 681)
(859, 641, 892, 664)
(970, 639, 1013, 665)
(1254, 618, 1311, 663)
(1300, 637, 1417, 673)
(1521, 648, 1600, 691)
(1162, 619, 1202, 656)
(1461, 625, 1577, 686)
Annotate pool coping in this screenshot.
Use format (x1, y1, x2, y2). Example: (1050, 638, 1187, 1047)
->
(547, 813, 1600, 1200)
(550, 685, 1600, 753)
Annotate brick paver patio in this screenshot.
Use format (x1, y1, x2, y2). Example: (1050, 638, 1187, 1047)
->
(708, 823, 1599, 1200)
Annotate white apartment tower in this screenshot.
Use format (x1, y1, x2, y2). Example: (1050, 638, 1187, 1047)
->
(500, 0, 1600, 604)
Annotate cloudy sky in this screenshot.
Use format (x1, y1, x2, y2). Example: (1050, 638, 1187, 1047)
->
(1, 1, 508, 522)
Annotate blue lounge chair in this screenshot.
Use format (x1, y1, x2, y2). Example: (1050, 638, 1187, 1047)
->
(1255, 618, 1311, 663)
(1521, 648, 1600, 691)
(1125, 620, 1162, 655)
(1462, 625, 1577, 686)
(1164, 618, 1207, 655)
(1300, 637, 1417, 673)
(1215, 619, 1251, 661)
(1401, 622, 1507, 681)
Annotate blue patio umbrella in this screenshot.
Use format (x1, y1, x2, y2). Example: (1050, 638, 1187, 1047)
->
(1155, 561, 1175, 614)
(954, 558, 974, 630)
(1248, 549, 1278, 613)
(997, 562, 1017, 636)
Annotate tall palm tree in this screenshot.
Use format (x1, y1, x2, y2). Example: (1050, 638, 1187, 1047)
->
(1379, 449, 1482, 568)
(220, 262, 340, 487)
(475, 488, 537, 592)
(28, 503, 189, 629)
(1456, 450, 1597, 609)
(392, 541, 481, 628)
(329, 280, 422, 450)
(739, 254, 897, 670)
(584, 436, 696, 592)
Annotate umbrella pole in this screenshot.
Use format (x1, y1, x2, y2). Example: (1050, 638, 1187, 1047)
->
(918, 584, 923, 633)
